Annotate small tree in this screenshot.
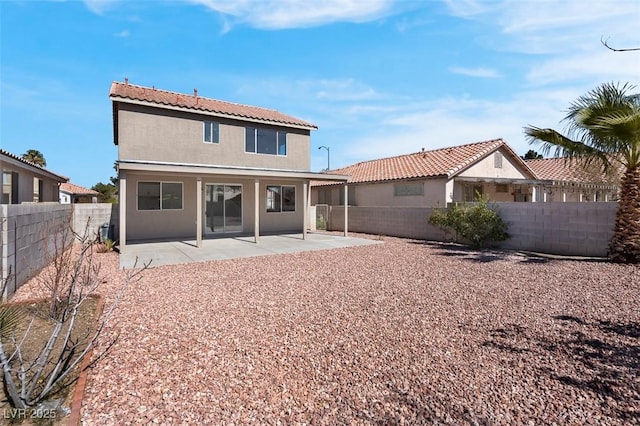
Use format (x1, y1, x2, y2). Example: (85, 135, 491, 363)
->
(429, 194, 510, 248)
(522, 149, 543, 160)
(0, 221, 148, 410)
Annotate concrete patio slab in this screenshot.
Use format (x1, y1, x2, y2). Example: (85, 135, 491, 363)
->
(119, 233, 380, 269)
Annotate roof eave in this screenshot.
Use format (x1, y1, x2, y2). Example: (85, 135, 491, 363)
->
(109, 95, 318, 131)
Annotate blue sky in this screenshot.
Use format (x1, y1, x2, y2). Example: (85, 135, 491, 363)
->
(1, 0, 639, 188)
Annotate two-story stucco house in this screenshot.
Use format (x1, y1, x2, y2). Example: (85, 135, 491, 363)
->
(110, 81, 348, 250)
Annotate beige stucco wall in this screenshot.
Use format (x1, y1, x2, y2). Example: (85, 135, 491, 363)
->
(0, 160, 60, 204)
(458, 149, 530, 179)
(117, 104, 311, 171)
(124, 172, 305, 241)
(312, 178, 450, 208)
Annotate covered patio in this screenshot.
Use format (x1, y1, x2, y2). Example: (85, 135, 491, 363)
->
(119, 232, 380, 268)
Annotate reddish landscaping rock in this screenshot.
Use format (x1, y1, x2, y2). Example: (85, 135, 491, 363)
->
(14, 236, 640, 425)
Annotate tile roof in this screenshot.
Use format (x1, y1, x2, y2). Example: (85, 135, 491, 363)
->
(109, 81, 317, 130)
(525, 157, 623, 185)
(60, 182, 100, 196)
(314, 139, 533, 186)
(0, 149, 68, 182)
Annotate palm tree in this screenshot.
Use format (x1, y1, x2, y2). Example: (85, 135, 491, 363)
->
(524, 82, 640, 263)
(21, 149, 47, 167)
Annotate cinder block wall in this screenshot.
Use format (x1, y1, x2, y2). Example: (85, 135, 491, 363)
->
(497, 202, 617, 257)
(328, 206, 448, 241)
(327, 203, 618, 257)
(71, 203, 119, 241)
(1, 204, 72, 298)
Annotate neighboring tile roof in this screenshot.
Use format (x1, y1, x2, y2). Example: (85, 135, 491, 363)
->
(0, 149, 68, 182)
(314, 139, 534, 186)
(60, 182, 100, 196)
(109, 81, 317, 130)
(526, 157, 623, 185)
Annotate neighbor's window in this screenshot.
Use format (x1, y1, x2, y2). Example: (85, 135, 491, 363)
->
(33, 178, 42, 202)
(138, 181, 183, 210)
(266, 185, 295, 212)
(464, 184, 483, 202)
(494, 152, 503, 168)
(2, 172, 11, 204)
(204, 121, 220, 144)
(246, 127, 287, 156)
(394, 183, 424, 196)
(496, 183, 509, 193)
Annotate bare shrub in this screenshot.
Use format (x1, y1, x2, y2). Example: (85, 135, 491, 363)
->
(0, 220, 149, 411)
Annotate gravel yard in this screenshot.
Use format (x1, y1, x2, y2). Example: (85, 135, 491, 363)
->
(14, 235, 640, 425)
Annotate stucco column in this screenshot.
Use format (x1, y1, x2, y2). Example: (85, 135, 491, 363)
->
(531, 186, 537, 202)
(119, 171, 126, 252)
(196, 177, 202, 248)
(543, 191, 547, 203)
(563, 191, 567, 202)
(302, 181, 308, 240)
(343, 184, 348, 236)
(254, 179, 260, 243)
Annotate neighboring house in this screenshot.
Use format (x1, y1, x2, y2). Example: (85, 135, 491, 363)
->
(110, 80, 348, 250)
(525, 157, 621, 202)
(59, 182, 100, 204)
(1, 149, 68, 204)
(311, 139, 540, 208)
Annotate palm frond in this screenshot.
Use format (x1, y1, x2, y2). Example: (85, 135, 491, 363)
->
(0, 305, 25, 339)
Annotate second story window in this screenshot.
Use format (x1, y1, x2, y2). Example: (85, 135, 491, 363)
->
(245, 127, 287, 156)
(204, 121, 219, 144)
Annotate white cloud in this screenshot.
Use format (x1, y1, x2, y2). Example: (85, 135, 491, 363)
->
(83, 0, 118, 14)
(189, 0, 404, 29)
(449, 66, 502, 78)
(527, 51, 640, 86)
(113, 29, 130, 38)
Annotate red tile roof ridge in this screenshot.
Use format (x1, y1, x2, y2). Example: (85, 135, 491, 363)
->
(314, 138, 529, 187)
(327, 138, 505, 173)
(111, 81, 284, 114)
(60, 182, 100, 195)
(109, 81, 317, 129)
(0, 148, 69, 181)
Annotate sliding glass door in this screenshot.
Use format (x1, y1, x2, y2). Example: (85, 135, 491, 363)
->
(205, 184, 242, 234)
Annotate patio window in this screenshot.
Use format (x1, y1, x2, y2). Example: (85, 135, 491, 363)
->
(138, 181, 183, 211)
(246, 127, 287, 156)
(204, 121, 219, 144)
(266, 185, 295, 212)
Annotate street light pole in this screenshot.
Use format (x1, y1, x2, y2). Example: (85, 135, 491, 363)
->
(318, 146, 330, 171)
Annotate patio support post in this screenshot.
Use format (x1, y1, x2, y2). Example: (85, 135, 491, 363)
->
(531, 185, 537, 202)
(254, 179, 260, 243)
(563, 191, 567, 202)
(119, 171, 126, 252)
(343, 183, 348, 236)
(303, 181, 308, 240)
(196, 177, 202, 248)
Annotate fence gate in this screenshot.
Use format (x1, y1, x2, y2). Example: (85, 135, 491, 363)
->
(315, 204, 329, 230)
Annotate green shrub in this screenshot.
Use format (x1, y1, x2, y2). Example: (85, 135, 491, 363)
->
(428, 194, 510, 248)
